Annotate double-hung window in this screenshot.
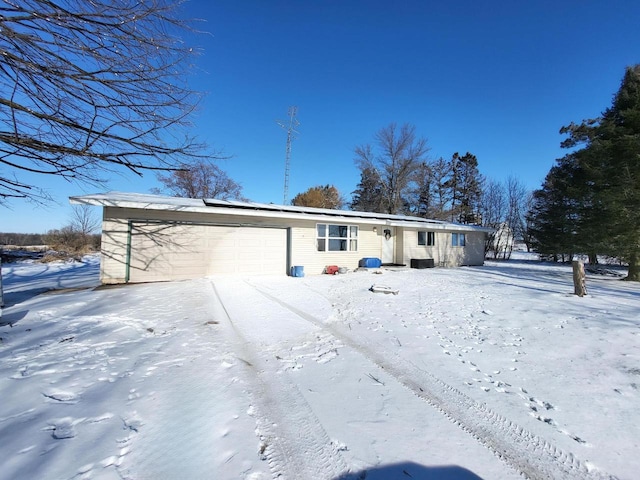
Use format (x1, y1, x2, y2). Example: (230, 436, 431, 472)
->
(418, 231, 435, 246)
(451, 233, 466, 247)
(317, 224, 358, 251)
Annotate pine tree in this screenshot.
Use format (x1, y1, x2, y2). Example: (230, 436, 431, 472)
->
(410, 162, 433, 218)
(528, 160, 581, 262)
(446, 152, 484, 224)
(351, 167, 386, 212)
(559, 65, 640, 280)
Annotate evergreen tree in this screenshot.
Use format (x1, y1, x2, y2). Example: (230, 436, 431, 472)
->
(410, 162, 433, 218)
(351, 167, 386, 212)
(446, 152, 484, 224)
(527, 160, 581, 262)
(559, 65, 640, 280)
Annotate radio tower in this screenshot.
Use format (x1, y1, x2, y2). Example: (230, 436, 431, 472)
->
(277, 106, 299, 205)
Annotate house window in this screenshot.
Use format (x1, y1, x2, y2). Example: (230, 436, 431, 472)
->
(451, 233, 466, 247)
(317, 224, 358, 251)
(418, 231, 435, 246)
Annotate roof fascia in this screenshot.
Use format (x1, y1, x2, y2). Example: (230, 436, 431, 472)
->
(70, 193, 493, 232)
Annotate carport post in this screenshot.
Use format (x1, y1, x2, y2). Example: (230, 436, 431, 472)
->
(125, 220, 133, 283)
(286, 227, 292, 275)
(0, 259, 4, 311)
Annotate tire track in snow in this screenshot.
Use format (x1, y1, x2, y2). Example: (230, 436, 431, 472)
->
(210, 281, 349, 480)
(250, 282, 616, 480)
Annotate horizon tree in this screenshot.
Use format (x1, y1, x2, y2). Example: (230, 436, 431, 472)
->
(292, 185, 343, 209)
(0, 0, 210, 205)
(154, 159, 245, 200)
(70, 204, 100, 237)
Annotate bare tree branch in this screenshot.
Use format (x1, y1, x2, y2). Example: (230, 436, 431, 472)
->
(0, 0, 212, 204)
(354, 123, 429, 214)
(154, 159, 245, 200)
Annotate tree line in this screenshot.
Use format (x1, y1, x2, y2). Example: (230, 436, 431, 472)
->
(295, 123, 530, 260)
(1, 205, 100, 259)
(294, 65, 640, 281)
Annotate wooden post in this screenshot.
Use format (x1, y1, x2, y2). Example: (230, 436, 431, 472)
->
(572, 260, 587, 297)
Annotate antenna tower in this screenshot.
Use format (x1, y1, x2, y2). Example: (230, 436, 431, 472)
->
(276, 106, 299, 204)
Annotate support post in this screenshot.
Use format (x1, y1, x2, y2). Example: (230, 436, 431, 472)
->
(572, 260, 587, 297)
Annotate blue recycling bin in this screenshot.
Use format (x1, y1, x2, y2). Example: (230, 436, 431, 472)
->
(358, 257, 382, 268)
(290, 265, 305, 277)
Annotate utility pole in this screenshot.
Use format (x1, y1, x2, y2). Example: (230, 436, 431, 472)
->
(277, 106, 299, 205)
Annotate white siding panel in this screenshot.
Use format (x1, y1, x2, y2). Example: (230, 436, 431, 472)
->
(401, 229, 487, 267)
(289, 223, 385, 275)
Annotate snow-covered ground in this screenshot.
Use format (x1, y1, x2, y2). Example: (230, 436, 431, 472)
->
(1, 255, 638, 480)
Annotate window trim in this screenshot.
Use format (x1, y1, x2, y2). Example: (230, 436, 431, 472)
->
(418, 230, 435, 246)
(451, 232, 466, 247)
(316, 223, 358, 252)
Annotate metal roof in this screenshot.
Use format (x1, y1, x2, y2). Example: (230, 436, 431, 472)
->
(70, 191, 494, 232)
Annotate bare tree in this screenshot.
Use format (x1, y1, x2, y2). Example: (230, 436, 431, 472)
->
(0, 0, 208, 204)
(480, 179, 508, 258)
(155, 159, 245, 200)
(428, 157, 453, 220)
(479, 176, 531, 259)
(505, 176, 530, 256)
(354, 123, 429, 214)
(70, 204, 100, 236)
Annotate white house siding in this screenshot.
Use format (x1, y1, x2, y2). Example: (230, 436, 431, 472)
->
(289, 221, 384, 275)
(462, 231, 486, 265)
(100, 207, 392, 282)
(101, 207, 289, 283)
(401, 229, 486, 267)
(95, 201, 489, 284)
(100, 213, 129, 283)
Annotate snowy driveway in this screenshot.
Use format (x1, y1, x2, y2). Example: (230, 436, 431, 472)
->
(1, 258, 638, 479)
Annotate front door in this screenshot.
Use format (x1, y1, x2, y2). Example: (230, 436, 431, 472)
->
(382, 227, 394, 264)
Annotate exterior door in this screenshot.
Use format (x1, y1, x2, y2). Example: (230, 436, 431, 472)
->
(382, 227, 395, 264)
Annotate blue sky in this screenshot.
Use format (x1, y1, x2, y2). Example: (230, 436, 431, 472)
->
(3, 0, 640, 233)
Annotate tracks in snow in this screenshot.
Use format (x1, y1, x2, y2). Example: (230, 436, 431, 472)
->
(209, 281, 349, 480)
(246, 281, 616, 480)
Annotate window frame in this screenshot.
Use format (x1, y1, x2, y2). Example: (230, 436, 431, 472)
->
(418, 230, 435, 246)
(316, 223, 358, 252)
(451, 232, 466, 247)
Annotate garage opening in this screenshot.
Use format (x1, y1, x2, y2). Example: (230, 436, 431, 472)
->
(127, 222, 288, 283)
